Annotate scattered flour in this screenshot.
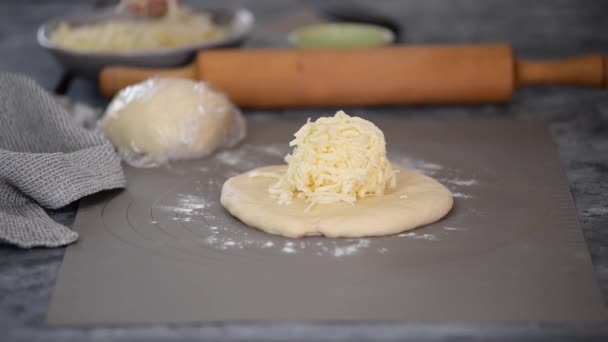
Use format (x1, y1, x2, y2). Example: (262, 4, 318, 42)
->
(282, 245, 296, 254)
(155, 193, 214, 225)
(446, 178, 478, 186)
(444, 226, 468, 231)
(196, 226, 378, 257)
(215, 150, 245, 166)
(157, 194, 212, 213)
(422, 162, 442, 170)
(393, 157, 479, 201)
(452, 192, 473, 199)
(252, 144, 288, 158)
(333, 239, 370, 257)
(444, 178, 477, 200)
(178, 194, 211, 209)
(215, 144, 289, 170)
(395, 157, 444, 175)
(398, 232, 437, 241)
(158, 206, 192, 214)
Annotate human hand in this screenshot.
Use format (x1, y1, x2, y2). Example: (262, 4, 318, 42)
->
(125, 0, 179, 17)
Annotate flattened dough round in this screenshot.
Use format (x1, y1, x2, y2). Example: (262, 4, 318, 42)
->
(220, 165, 453, 238)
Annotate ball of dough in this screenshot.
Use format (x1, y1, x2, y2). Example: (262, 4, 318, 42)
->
(103, 77, 235, 161)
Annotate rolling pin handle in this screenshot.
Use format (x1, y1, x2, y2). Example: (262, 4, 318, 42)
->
(99, 63, 198, 97)
(515, 55, 607, 88)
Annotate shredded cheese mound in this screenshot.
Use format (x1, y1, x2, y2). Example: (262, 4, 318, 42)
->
(51, 1, 226, 52)
(260, 110, 397, 209)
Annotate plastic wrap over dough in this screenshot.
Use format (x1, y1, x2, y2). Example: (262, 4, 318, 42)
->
(102, 77, 246, 167)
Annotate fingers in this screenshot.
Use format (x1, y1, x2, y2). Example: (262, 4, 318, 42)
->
(127, 0, 178, 17)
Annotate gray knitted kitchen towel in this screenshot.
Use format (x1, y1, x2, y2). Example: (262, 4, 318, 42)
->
(0, 73, 126, 248)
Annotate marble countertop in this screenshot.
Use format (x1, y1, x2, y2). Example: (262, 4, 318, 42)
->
(1, 0, 608, 340)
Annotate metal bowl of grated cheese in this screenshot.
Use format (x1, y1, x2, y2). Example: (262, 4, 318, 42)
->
(37, 7, 253, 79)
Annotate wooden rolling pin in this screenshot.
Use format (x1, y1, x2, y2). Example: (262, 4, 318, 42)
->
(100, 44, 607, 108)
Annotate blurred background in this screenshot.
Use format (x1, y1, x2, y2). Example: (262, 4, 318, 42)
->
(2, 0, 607, 106)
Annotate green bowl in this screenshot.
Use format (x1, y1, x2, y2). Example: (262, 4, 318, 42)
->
(289, 23, 395, 49)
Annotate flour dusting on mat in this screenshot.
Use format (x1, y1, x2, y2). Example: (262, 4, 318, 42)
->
(333, 239, 370, 257)
(444, 226, 468, 231)
(178, 194, 212, 209)
(196, 224, 378, 257)
(215, 150, 245, 166)
(215, 144, 287, 170)
(395, 156, 444, 175)
(398, 232, 438, 241)
(446, 178, 478, 186)
(282, 243, 296, 254)
(154, 193, 212, 217)
(441, 177, 478, 199)
(393, 156, 479, 200)
(252, 144, 289, 157)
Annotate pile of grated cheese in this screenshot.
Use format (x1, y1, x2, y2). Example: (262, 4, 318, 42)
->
(258, 110, 397, 209)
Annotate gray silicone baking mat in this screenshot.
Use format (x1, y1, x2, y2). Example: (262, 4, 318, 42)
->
(47, 118, 607, 325)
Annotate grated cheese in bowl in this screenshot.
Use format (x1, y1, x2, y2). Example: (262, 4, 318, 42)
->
(253, 110, 397, 210)
(51, 0, 226, 53)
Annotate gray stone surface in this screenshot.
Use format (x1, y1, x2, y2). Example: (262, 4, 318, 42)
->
(1, 0, 608, 340)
